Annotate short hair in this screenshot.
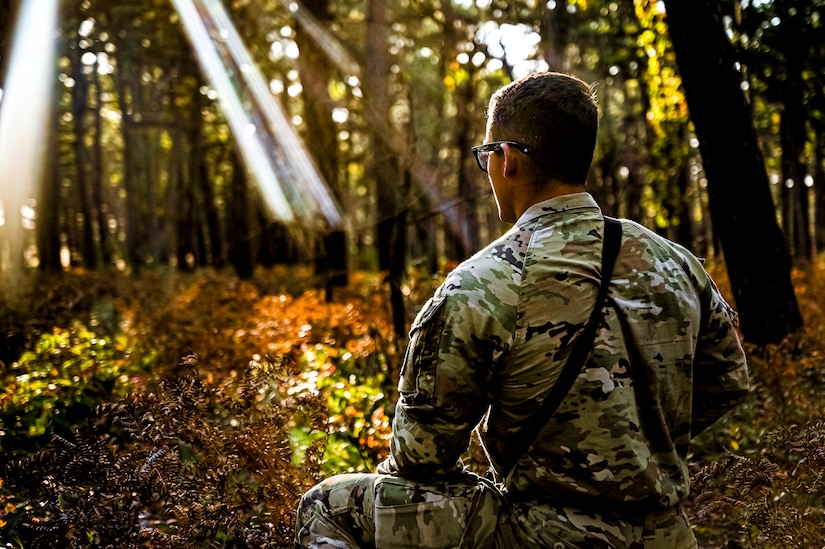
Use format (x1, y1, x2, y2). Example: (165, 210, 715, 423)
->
(487, 72, 598, 185)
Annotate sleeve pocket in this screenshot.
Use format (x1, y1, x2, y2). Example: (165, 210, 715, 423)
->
(398, 297, 445, 402)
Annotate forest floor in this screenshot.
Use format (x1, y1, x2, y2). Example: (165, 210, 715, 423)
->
(1, 259, 824, 547)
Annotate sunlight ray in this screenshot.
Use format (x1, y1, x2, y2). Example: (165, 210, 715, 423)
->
(277, 0, 361, 80)
(200, 0, 342, 227)
(276, 0, 473, 252)
(170, 0, 296, 223)
(0, 0, 59, 274)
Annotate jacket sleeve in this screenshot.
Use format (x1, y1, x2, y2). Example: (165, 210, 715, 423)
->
(376, 293, 494, 480)
(691, 277, 750, 437)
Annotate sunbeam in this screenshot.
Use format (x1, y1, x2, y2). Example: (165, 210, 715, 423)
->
(277, 0, 361, 80)
(276, 0, 474, 252)
(0, 0, 59, 275)
(171, 0, 343, 228)
(200, 0, 342, 227)
(170, 0, 296, 223)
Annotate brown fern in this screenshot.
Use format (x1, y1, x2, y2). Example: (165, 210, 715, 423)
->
(0, 354, 328, 548)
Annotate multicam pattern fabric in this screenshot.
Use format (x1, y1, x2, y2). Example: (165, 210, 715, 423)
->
(295, 192, 748, 548)
(295, 472, 508, 548)
(377, 193, 748, 540)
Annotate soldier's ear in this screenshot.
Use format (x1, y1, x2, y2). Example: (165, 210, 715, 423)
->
(501, 143, 520, 178)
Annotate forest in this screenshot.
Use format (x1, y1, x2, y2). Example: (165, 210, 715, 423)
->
(0, 0, 824, 546)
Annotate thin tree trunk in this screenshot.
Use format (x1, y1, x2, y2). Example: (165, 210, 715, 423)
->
(295, 0, 348, 299)
(70, 47, 96, 267)
(37, 65, 62, 272)
(814, 128, 825, 253)
(440, 2, 480, 256)
(663, 0, 802, 345)
(455, 74, 480, 255)
(113, 57, 141, 269)
(364, 0, 403, 274)
(364, 0, 412, 343)
(389, 190, 409, 338)
(227, 149, 253, 279)
(778, 71, 813, 261)
(540, 1, 572, 71)
(193, 118, 223, 267)
(173, 135, 195, 272)
(91, 55, 111, 266)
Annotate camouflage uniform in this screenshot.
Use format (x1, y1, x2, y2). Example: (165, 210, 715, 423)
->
(295, 192, 749, 548)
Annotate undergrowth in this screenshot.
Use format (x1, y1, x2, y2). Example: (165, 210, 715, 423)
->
(1, 354, 327, 547)
(0, 260, 824, 547)
(684, 259, 825, 548)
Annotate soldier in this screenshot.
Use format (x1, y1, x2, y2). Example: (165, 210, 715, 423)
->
(295, 71, 749, 548)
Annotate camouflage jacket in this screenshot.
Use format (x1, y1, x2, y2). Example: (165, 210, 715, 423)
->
(377, 192, 749, 511)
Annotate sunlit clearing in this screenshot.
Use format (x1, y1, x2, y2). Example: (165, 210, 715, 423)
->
(0, 0, 58, 273)
(199, 0, 342, 227)
(170, 0, 294, 222)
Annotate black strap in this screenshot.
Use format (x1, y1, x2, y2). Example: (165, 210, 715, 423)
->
(501, 216, 623, 477)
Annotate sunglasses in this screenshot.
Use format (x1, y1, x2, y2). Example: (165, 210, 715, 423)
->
(471, 140, 532, 173)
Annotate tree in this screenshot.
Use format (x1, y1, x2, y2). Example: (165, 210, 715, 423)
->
(294, 0, 349, 300)
(729, 0, 819, 261)
(663, 0, 802, 346)
(362, 0, 409, 337)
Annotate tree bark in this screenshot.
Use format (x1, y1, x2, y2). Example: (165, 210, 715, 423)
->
(91, 55, 112, 266)
(774, 0, 813, 261)
(112, 54, 141, 270)
(814, 128, 825, 253)
(295, 0, 348, 299)
(227, 148, 253, 279)
(663, 0, 802, 345)
(70, 44, 97, 267)
(37, 64, 62, 272)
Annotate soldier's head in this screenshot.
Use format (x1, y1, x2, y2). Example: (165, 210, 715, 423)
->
(482, 72, 598, 187)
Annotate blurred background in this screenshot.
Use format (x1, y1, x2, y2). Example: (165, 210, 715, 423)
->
(0, 0, 820, 278)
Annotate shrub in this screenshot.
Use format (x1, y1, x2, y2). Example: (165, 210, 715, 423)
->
(687, 259, 825, 547)
(0, 355, 325, 548)
(691, 422, 825, 548)
(289, 342, 392, 474)
(0, 322, 155, 461)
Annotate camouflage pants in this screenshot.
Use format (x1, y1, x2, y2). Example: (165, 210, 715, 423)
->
(510, 500, 698, 549)
(294, 473, 697, 549)
(293, 472, 506, 549)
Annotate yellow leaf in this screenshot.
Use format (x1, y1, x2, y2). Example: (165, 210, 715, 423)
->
(328, 79, 347, 102)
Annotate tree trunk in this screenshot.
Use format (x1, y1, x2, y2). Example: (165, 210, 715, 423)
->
(389, 179, 409, 338)
(364, 0, 403, 273)
(91, 55, 112, 266)
(540, 1, 571, 71)
(779, 96, 812, 261)
(187, 71, 223, 267)
(778, 55, 813, 261)
(37, 66, 62, 272)
(113, 58, 141, 270)
(295, 0, 348, 298)
(455, 70, 480, 255)
(364, 0, 412, 341)
(70, 47, 96, 267)
(814, 128, 825, 253)
(173, 134, 195, 272)
(227, 148, 253, 279)
(663, 0, 802, 346)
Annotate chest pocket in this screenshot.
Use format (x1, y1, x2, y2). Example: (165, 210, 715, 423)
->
(398, 296, 446, 404)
